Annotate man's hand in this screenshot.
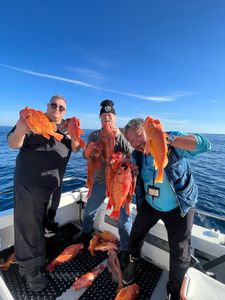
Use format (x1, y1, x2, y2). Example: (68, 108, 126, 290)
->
(84, 141, 103, 159)
(113, 128, 121, 138)
(131, 164, 139, 177)
(8, 109, 31, 149)
(18, 108, 31, 135)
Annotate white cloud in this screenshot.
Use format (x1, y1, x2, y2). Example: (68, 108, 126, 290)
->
(1, 64, 190, 102)
(63, 66, 104, 81)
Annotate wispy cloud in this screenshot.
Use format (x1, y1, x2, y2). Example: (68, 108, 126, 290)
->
(63, 66, 104, 81)
(1, 64, 189, 102)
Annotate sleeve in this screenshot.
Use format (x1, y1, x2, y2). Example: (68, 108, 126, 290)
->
(7, 125, 16, 138)
(116, 133, 134, 156)
(169, 131, 212, 159)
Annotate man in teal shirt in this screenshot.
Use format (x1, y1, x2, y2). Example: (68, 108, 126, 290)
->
(122, 118, 211, 300)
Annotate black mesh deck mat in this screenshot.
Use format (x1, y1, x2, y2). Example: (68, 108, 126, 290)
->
(0, 223, 108, 300)
(79, 258, 162, 300)
(1, 223, 162, 299)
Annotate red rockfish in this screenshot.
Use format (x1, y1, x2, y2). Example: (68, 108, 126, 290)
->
(46, 243, 84, 272)
(114, 283, 140, 300)
(73, 264, 106, 290)
(85, 141, 103, 198)
(0, 253, 16, 271)
(99, 123, 115, 161)
(20, 106, 63, 141)
(143, 116, 168, 183)
(64, 117, 86, 148)
(109, 160, 135, 220)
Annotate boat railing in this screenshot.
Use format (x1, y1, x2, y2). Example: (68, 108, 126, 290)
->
(1, 176, 225, 223)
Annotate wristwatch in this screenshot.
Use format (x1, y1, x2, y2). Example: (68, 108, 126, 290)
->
(168, 133, 176, 145)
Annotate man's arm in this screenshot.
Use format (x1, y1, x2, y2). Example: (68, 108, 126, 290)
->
(168, 131, 211, 157)
(115, 131, 133, 155)
(71, 138, 81, 152)
(170, 135, 196, 151)
(8, 117, 30, 149)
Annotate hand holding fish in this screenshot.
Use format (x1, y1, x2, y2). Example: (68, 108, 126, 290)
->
(84, 141, 103, 159)
(130, 164, 139, 177)
(17, 108, 31, 135)
(113, 127, 121, 138)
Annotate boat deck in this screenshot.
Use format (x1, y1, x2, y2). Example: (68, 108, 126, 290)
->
(0, 223, 163, 300)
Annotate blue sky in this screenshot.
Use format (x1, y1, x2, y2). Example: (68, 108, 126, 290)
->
(0, 0, 225, 133)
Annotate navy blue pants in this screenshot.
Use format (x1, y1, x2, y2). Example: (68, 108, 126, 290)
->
(128, 200, 195, 300)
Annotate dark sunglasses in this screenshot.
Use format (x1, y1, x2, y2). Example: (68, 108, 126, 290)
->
(49, 103, 66, 112)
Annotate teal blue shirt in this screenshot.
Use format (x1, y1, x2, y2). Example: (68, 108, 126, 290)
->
(140, 131, 211, 212)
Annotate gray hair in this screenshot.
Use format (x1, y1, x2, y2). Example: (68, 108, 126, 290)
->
(124, 118, 144, 134)
(49, 95, 67, 103)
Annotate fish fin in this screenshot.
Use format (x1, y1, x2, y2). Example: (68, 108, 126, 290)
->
(153, 160, 158, 170)
(43, 134, 51, 139)
(163, 156, 168, 168)
(155, 169, 163, 183)
(52, 132, 64, 141)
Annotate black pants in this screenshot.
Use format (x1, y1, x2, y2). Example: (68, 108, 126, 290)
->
(48, 184, 63, 218)
(129, 200, 195, 299)
(14, 183, 53, 272)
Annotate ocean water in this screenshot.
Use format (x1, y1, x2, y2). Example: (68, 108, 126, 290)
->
(0, 126, 225, 233)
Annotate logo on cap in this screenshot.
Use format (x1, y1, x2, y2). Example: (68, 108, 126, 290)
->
(105, 106, 112, 112)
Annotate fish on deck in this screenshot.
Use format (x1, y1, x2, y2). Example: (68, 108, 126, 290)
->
(0, 252, 16, 271)
(72, 264, 106, 290)
(114, 283, 140, 300)
(108, 250, 123, 290)
(46, 243, 84, 272)
(95, 230, 118, 244)
(89, 231, 118, 255)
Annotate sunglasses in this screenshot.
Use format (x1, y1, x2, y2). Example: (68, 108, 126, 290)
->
(49, 103, 66, 112)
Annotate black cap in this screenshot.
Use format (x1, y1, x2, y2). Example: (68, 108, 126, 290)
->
(99, 99, 116, 116)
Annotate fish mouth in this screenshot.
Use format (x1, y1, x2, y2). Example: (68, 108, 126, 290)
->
(121, 163, 128, 170)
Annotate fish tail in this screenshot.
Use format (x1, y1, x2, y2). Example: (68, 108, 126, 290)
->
(107, 201, 112, 210)
(46, 261, 56, 272)
(109, 210, 120, 220)
(79, 138, 86, 149)
(155, 169, 163, 183)
(125, 202, 130, 215)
